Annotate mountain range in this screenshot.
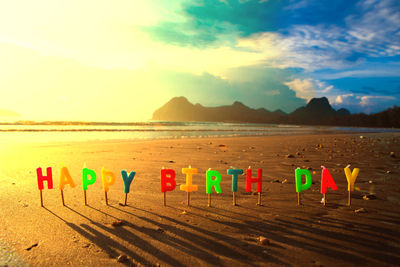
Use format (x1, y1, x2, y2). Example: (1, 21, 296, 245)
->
(152, 96, 400, 128)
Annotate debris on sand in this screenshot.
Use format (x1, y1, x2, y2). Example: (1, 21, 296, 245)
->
(390, 152, 396, 158)
(111, 220, 124, 227)
(281, 179, 288, 184)
(82, 243, 91, 248)
(26, 242, 38, 251)
(354, 208, 366, 213)
(181, 211, 187, 215)
(258, 236, 270, 245)
(286, 154, 295, 158)
(363, 194, 377, 200)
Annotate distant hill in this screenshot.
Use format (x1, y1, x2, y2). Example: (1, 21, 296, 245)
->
(152, 96, 285, 123)
(0, 108, 21, 121)
(152, 96, 400, 128)
(0, 108, 20, 117)
(286, 97, 350, 125)
(152, 96, 348, 124)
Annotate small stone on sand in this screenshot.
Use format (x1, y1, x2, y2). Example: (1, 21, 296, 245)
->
(111, 220, 124, 227)
(390, 152, 396, 158)
(117, 254, 128, 262)
(258, 236, 270, 245)
(286, 154, 295, 158)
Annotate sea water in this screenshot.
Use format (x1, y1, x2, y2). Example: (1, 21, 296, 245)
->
(0, 121, 398, 144)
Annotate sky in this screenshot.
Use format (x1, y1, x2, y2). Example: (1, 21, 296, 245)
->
(0, 0, 399, 121)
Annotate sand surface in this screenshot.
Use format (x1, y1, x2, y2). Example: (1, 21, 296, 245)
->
(0, 133, 400, 266)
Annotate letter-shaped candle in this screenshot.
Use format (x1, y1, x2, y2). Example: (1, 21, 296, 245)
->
(344, 167, 359, 206)
(82, 168, 97, 191)
(101, 167, 116, 205)
(82, 167, 97, 205)
(344, 167, 359, 192)
(180, 166, 198, 206)
(121, 170, 136, 206)
(321, 167, 338, 206)
(161, 169, 176, 206)
(37, 167, 54, 190)
(36, 167, 53, 207)
(295, 169, 312, 193)
(206, 170, 222, 207)
(246, 168, 262, 205)
(206, 170, 222, 194)
(227, 169, 243, 206)
(246, 168, 262, 192)
(59, 166, 76, 190)
(121, 170, 136, 194)
(295, 168, 312, 205)
(59, 165, 76, 206)
(227, 169, 243, 193)
(161, 169, 177, 193)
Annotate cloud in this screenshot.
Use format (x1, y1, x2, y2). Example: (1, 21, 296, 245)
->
(284, 78, 333, 101)
(159, 66, 306, 112)
(168, 0, 400, 72)
(144, 0, 283, 48)
(330, 93, 398, 113)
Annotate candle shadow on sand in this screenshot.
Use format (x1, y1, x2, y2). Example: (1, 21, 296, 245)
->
(42, 206, 183, 266)
(110, 205, 287, 265)
(121, 203, 400, 265)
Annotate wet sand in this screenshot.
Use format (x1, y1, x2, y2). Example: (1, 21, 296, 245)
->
(0, 133, 399, 266)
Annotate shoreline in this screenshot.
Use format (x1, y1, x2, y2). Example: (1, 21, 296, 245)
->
(0, 133, 399, 266)
(1, 130, 399, 148)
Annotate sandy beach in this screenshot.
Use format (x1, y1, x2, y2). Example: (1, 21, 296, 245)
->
(0, 133, 400, 266)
